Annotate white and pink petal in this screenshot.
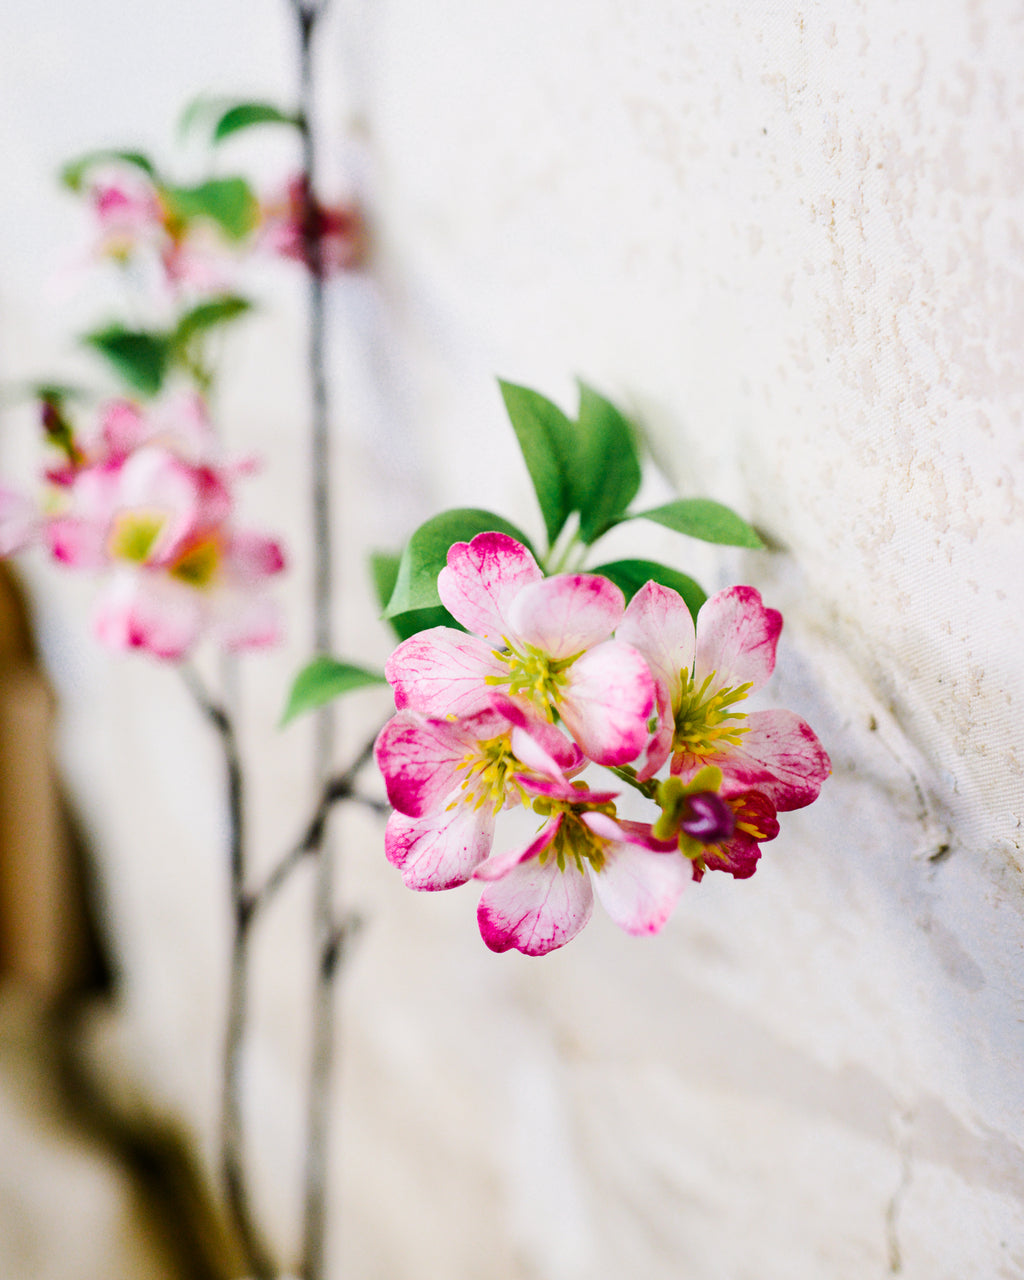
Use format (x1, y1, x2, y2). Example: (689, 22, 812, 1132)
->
(477, 847, 593, 956)
(508, 573, 624, 659)
(385, 805, 496, 891)
(385, 627, 504, 718)
(694, 586, 781, 694)
(437, 532, 542, 642)
(558, 640, 656, 767)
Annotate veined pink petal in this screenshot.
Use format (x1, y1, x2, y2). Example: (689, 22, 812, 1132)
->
(675, 709, 831, 811)
(589, 833, 692, 936)
(375, 713, 476, 816)
(93, 571, 202, 660)
(695, 586, 782, 693)
(477, 847, 593, 955)
(437, 532, 542, 642)
(508, 573, 624, 659)
(558, 640, 655, 766)
(46, 515, 109, 568)
(385, 806, 495, 891)
(385, 627, 503, 718)
(617, 580, 695, 705)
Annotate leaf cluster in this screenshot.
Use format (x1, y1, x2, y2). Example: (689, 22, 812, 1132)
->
(83, 296, 254, 396)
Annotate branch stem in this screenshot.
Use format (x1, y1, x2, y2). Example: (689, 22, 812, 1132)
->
(182, 666, 275, 1280)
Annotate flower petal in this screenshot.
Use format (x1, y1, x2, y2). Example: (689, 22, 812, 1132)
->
(93, 571, 203, 660)
(385, 627, 504, 718)
(385, 806, 495, 890)
(437, 532, 542, 641)
(590, 834, 692, 936)
(675, 709, 831, 811)
(617, 580, 695, 705)
(374, 713, 474, 817)
(477, 849, 593, 955)
(695, 585, 782, 693)
(559, 640, 656, 766)
(508, 573, 624, 659)
(474, 817, 561, 882)
(226, 531, 286, 584)
(46, 515, 109, 568)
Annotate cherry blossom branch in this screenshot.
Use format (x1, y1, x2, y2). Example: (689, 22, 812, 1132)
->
(249, 730, 387, 917)
(180, 665, 276, 1280)
(289, 2, 343, 1275)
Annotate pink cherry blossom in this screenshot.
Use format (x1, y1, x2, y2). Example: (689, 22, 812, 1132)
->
(37, 396, 285, 660)
(473, 759, 691, 956)
(259, 176, 364, 276)
(617, 581, 830, 810)
(375, 696, 582, 891)
(386, 532, 656, 767)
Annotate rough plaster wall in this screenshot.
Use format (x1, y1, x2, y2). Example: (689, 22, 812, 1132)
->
(1, 1, 1023, 1278)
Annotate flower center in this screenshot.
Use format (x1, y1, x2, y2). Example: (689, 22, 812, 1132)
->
(108, 509, 166, 563)
(170, 536, 221, 588)
(485, 639, 581, 720)
(451, 732, 525, 814)
(673, 670, 751, 757)
(532, 792, 616, 874)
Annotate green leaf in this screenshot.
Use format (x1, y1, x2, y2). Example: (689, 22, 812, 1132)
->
(163, 178, 258, 241)
(498, 380, 572, 547)
(83, 325, 171, 397)
(61, 149, 158, 192)
(369, 551, 462, 640)
(173, 296, 253, 348)
(573, 383, 642, 544)
(633, 498, 764, 549)
(213, 102, 301, 142)
(384, 508, 534, 617)
(281, 656, 388, 726)
(590, 559, 707, 622)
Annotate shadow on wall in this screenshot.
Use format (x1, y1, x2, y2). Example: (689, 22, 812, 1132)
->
(0, 561, 236, 1280)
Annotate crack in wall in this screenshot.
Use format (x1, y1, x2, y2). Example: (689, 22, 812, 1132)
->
(885, 1108, 915, 1274)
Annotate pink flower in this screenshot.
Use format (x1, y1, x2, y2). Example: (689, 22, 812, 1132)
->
(40, 398, 285, 660)
(259, 176, 364, 276)
(474, 759, 691, 956)
(617, 581, 830, 810)
(90, 174, 165, 264)
(375, 696, 582, 891)
(386, 532, 657, 767)
(652, 768, 780, 883)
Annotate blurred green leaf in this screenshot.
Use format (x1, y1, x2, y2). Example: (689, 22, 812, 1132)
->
(281, 656, 387, 726)
(83, 325, 171, 397)
(384, 508, 534, 617)
(590, 558, 707, 622)
(498, 380, 572, 547)
(61, 149, 158, 192)
(633, 498, 764, 549)
(213, 102, 301, 142)
(369, 551, 461, 640)
(173, 296, 253, 348)
(572, 383, 642, 544)
(163, 178, 258, 241)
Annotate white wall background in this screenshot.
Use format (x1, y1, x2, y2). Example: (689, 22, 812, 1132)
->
(1, 2, 1023, 1277)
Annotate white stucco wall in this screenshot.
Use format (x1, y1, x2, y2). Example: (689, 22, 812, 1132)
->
(2, 2, 1023, 1278)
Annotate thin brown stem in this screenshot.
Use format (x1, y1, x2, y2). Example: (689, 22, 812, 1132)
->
(290, 3, 342, 1276)
(182, 666, 275, 1280)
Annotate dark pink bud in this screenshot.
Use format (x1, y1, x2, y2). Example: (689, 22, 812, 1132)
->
(680, 792, 735, 844)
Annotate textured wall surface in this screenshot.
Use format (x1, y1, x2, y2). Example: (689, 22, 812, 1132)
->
(1, 2, 1023, 1278)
